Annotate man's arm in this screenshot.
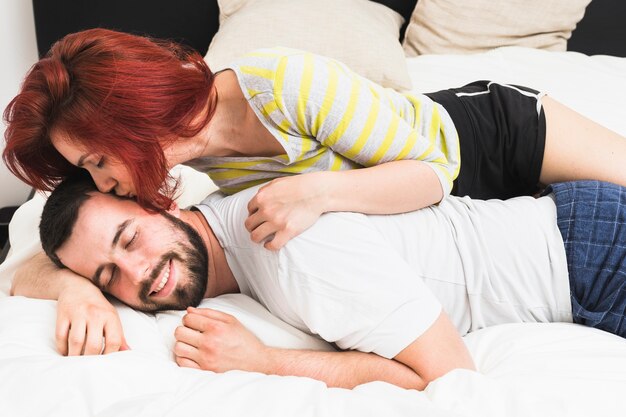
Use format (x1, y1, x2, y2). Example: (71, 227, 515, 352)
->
(394, 310, 475, 385)
(256, 346, 425, 389)
(11, 252, 128, 355)
(174, 307, 473, 390)
(267, 311, 474, 389)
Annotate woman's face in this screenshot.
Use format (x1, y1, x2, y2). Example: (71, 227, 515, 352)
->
(51, 130, 137, 197)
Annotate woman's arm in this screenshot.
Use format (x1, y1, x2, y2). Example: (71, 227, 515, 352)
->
(317, 160, 444, 214)
(12, 252, 129, 355)
(244, 52, 455, 249)
(246, 160, 442, 249)
(12, 252, 78, 299)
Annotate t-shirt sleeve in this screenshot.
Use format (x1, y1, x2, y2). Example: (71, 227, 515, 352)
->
(277, 211, 442, 359)
(275, 51, 459, 196)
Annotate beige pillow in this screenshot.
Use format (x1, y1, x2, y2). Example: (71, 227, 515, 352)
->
(403, 0, 592, 56)
(206, 0, 412, 91)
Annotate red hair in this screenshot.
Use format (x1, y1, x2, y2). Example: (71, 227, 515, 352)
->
(3, 28, 216, 210)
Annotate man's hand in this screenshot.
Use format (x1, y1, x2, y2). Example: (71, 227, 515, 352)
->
(174, 307, 267, 372)
(56, 281, 130, 356)
(245, 173, 328, 251)
(11, 252, 129, 356)
(173, 309, 430, 389)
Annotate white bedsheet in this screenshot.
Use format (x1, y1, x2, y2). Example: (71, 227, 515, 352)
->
(1, 47, 626, 416)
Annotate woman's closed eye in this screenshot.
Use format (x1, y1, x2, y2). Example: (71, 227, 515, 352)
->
(96, 157, 105, 168)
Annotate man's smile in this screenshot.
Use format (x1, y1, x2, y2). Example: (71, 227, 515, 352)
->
(149, 258, 176, 298)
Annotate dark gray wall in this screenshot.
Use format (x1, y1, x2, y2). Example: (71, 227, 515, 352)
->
(32, 0, 220, 57)
(568, 0, 626, 57)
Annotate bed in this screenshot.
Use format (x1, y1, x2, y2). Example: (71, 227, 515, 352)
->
(2, 1, 626, 416)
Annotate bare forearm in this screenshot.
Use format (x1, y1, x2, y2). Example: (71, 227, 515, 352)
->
(176, 309, 428, 389)
(10, 251, 85, 299)
(262, 347, 426, 390)
(320, 160, 443, 215)
(260, 313, 475, 391)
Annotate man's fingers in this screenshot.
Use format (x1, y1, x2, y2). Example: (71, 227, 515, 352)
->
(55, 319, 70, 356)
(66, 321, 87, 356)
(102, 339, 122, 355)
(120, 339, 131, 351)
(83, 322, 105, 355)
(173, 340, 199, 362)
(174, 325, 203, 348)
(176, 356, 201, 369)
(102, 322, 125, 354)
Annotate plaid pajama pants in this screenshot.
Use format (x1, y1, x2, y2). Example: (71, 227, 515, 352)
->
(548, 180, 626, 337)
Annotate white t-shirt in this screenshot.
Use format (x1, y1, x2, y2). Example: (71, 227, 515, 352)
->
(195, 187, 572, 359)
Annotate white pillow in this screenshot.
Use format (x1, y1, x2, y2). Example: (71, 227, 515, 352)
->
(0, 294, 333, 360)
(206, 0, 412, 91)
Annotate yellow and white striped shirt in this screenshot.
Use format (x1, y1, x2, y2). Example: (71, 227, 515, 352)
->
(193, 47, 460, 196)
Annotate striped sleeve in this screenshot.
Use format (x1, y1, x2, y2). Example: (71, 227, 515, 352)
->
(274, 51, 460, 196)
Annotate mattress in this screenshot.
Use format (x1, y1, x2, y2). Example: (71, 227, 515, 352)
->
(1, 47, 625, 416)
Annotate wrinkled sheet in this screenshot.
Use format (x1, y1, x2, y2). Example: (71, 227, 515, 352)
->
(2, 294, 624, 417)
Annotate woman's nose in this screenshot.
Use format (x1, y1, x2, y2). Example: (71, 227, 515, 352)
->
(114, 184, 131, 198)
(92, 172, 117, 193)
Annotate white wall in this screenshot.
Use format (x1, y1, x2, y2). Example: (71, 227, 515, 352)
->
(0, 0, 39, 208)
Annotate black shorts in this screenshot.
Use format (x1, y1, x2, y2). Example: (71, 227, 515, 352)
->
(426, 81, 547, 200)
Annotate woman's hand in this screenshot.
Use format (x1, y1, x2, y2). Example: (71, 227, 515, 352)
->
(174, 307, 269, 373)
(245, 173, 329, 251)
(56, 278, 129, 356)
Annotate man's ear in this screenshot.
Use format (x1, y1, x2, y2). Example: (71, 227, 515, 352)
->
(166, 201, 181, 218)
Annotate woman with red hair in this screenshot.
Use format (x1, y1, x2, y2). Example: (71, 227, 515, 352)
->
(5, 28, 626, 358)
(4, 28, 626, 249)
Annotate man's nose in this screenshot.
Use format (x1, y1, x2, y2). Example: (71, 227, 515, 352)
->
(115, 254, 150, 285)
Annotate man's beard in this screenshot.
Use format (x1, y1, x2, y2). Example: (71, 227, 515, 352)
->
(135, 212, 209, 312)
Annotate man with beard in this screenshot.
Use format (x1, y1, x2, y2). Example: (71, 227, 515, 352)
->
(15, 174, 626, 390)
(41, 191, 211, 312)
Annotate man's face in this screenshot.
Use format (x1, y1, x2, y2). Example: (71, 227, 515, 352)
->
(56, 193, 208, 312)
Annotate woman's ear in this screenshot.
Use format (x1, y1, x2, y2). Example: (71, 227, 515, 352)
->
(166, 201, 181, 218)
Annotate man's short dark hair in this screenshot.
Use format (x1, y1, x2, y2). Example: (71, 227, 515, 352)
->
(40, 171, 102, 267)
